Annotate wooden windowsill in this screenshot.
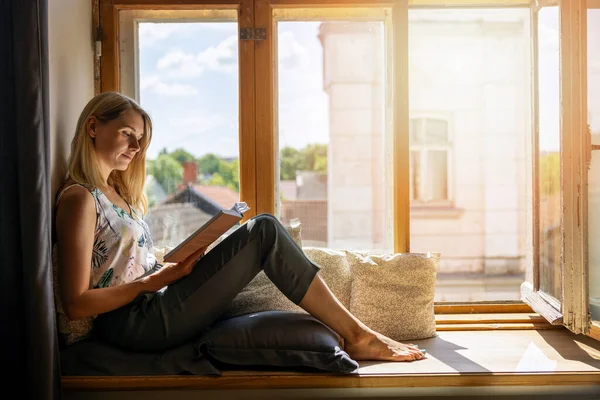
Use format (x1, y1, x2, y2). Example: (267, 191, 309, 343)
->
(62, 327, 600, 392)
(435, 313, 557, 330)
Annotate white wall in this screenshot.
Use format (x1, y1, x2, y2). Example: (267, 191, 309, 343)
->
(49, 0, 94, 199)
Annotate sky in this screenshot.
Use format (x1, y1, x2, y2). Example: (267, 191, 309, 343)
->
(137, 8, 567, 160)
(139, 21, 328, 160)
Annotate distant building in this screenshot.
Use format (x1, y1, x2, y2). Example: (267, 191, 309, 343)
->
(145, 161, 240, 248)
(317, 14, 530, 281)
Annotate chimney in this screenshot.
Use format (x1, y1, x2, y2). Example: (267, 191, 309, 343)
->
(182, 161, 197, 186)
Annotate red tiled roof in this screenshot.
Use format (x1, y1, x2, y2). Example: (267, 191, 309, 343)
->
(193, 185, 240, 210)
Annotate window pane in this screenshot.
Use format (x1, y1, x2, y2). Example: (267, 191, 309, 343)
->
(410, 118, 420, 143)
(537, 7, 561, 302)
(427, 150, 448, 201)
(136, 21, 241, 249)
(425, 119, 448, 144)
(408, 8, 531, 302)
(276, 21, 391, 251)
(587, 5, 600, 322)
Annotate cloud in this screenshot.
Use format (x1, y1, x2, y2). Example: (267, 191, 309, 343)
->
(147, 112, 238, 158)
(168, 114, 237, 157)
(139, 22, 236, 47)
(156, 51, 205, 78)
(169, 114, 232, 147)
(276, 29, 328, 149)
(140, 75, 198, 96)
(156, 35, 238, 78)
(278, 31, 309, 71)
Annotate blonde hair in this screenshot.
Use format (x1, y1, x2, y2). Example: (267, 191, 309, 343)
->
(66, 92, 153, 214)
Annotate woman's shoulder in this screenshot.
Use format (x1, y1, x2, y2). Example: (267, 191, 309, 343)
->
(55, 180, 97, 208)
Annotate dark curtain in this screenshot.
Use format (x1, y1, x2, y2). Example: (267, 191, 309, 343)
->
(0, 0, 62, 399)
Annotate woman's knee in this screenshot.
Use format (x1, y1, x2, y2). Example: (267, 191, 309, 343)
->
(252, 213, 282, 233)
(253, 213, 278, 224)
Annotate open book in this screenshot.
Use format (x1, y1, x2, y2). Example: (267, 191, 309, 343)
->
(162, 202, 251, 263)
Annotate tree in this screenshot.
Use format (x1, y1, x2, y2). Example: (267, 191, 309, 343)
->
(302, 143, 327, 173)
(147, 154, 183, 194)
(540, 152, 560, 196)
(198, 153, 221, 175)
(208, 173, 226, 187)
(280, 147, 302, 180)
(170, 148, 196, 164)
(279, 144, 328, 180)
(230, 158, 240, 191)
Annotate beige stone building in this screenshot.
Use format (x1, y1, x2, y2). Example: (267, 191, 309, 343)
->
(282, 11, 535, 300)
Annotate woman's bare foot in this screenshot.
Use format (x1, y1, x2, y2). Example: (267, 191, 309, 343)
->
(344, 330, 426, 362)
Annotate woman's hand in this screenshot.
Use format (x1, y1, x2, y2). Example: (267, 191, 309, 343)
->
(141, 246, 207, 292)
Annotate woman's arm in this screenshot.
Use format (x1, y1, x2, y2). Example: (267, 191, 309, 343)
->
(56, 186, 206, 320)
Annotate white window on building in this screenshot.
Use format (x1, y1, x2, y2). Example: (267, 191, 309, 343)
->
(409, 118, 452, 204)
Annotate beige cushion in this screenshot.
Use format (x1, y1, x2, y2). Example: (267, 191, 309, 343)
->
(302, 247, 353, 308)
(222, 246, 355, 318)
(348, 251, 439, 341)
(222, 221, 439, 343)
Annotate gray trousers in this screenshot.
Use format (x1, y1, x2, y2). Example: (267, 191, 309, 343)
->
(95, 213, 320, 352)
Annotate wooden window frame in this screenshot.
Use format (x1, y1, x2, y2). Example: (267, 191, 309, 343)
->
(589, 0, 600, 335)
(94, 0, 595, 325)
(98, 0, 260, 221)
(520, 0, 590, 335)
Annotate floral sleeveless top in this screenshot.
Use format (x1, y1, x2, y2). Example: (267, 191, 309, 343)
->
(52, 183, 157, 346)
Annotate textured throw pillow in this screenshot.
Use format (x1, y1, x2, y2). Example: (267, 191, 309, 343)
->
(222, 244, 353, 318)
(198, 311, 358, 374)
(302, 247, 353, 309)
(348, 251, 439, 342)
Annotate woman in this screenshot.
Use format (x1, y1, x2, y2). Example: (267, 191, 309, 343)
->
(53, 91, 425, 362)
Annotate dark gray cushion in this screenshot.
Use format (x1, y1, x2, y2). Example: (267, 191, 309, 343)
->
(198, 311, 359, 374)
(60, 337, 219, 376)
(60, 311, 358, 376)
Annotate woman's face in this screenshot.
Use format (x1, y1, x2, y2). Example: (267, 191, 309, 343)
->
(89, 109, 145, 173)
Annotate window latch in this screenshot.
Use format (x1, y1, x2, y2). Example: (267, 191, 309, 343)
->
(95, 26, 102, 58)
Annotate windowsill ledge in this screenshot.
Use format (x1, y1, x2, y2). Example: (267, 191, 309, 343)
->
(410, 206, 464, 219)
(62, 326, 600, 392)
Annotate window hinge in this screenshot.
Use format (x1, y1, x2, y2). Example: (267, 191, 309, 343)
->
(95, 26, 103, 58)
(240, 28, 266, 41)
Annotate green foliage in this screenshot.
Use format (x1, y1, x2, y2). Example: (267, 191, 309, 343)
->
(146, 191, 156, 208)
(279, 144, 328, 180)
(208, 173, 226, 187)
(147, 154, 183, 194)
(146, 143, 328, 196)
(210, 159, 239, 191)
(170, 148, 196, 164)
(198, 153, 221, 175)
(540, 152, 560, 196)
(303, 143, 327, 173)
(280, 147, 302, 180)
